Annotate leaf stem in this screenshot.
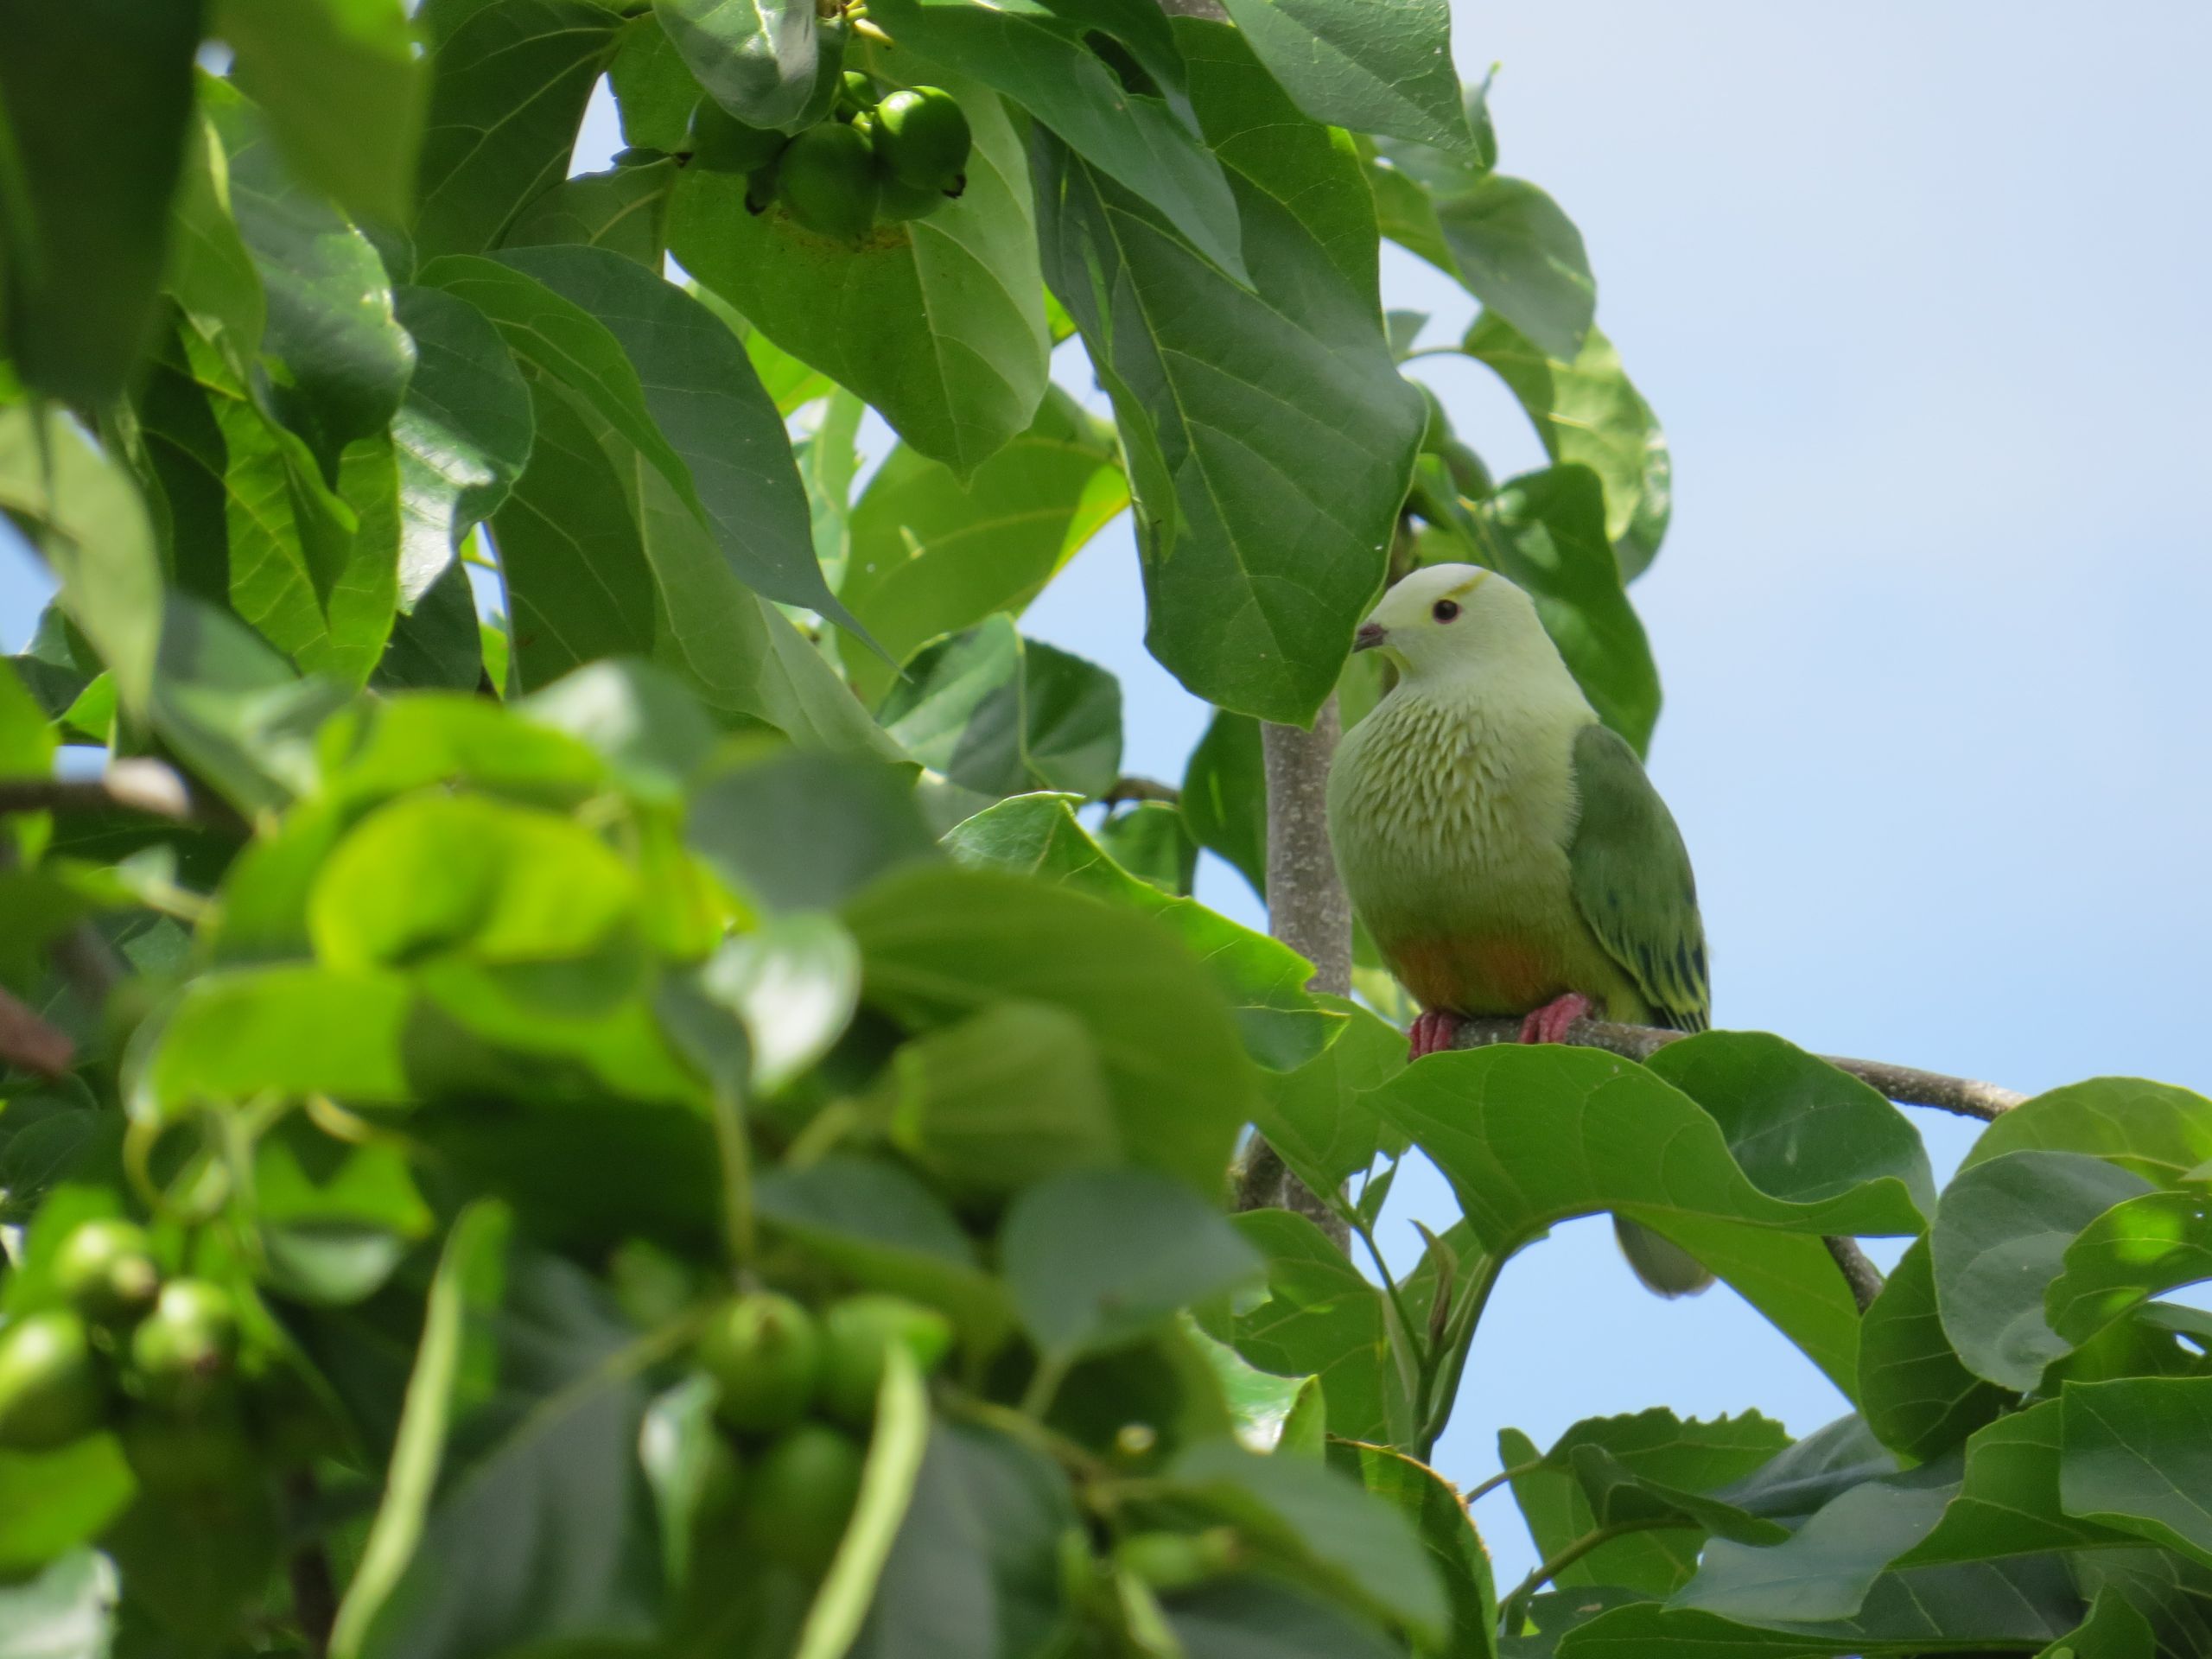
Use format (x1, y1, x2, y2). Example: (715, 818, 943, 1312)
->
(1462, 1459, 1543, 1507)
(707, 1085, 757, 1281)
(1497, 1516, 1703, 1633)
(1019, 1350, 1073, 1421)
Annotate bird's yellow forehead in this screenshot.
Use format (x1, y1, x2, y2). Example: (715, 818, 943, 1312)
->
(1440, 569, 1490, 602)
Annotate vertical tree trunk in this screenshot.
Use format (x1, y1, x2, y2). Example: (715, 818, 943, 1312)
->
(1236, 699, 1351, 1247)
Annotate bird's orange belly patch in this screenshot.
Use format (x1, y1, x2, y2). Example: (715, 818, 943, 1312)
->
(1387, 933, 1567, 1016)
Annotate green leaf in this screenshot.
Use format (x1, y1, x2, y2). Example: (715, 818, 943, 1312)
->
(1960, 1077, 2212, 1187)
(851, 1418, 1079, 1659)
(1216, 0, 1471, 152)
(1189, 1318, 1319, 1453)
(1097, 801, 1198, 895)
(879, 617, 1122, 799)
(0, 406, 165, 712)
(798, 388, 865, 592)
(794, 1349, 931, 1659)
(844, 865, 1257, 1194)
(1929, 1149, 2155, 1390)
(609, 15, 702, 151)
(683, 912, 860, 1094)
(1182, 709, 1266, 899)
(357, 1249, 667, 1658)
(0, 1436, 135, 1574)
(869, 0, 1247, 282)
(391, 283, 534, 603)
(414, 0, 625, 257)
(838, 387, 1127, 707)
(1643, 1215, 1866, 1402)
(883, 1001, 1121, 1205)
(654, 0, 822, 130)
(2037, 1588, 2159, 1659)
(668, 67, 1048, 477)
(147, 964, 417, 1111)
(0, 660, 55, 779)
(2071, 1549, 2212, 1658)
(1464, 313, 1672, 580)
(503, 160, 677, 268)
(1165, 1438, 1448, 1643)
(1249, 999, 1402, 1196)
(1371, 1044, 1928, 1266)
(0, 1553, 114, 1659)
(690, 749, 935, 912)
(331, 1200, 508, 1659)
(1222, 1209, 1397, 1445)
(1340, 1441, 1499, 1658)
(2062, 1376, 2212, 1570)
(0, 0, 200, 403)
(165, 104, 269, 359)
(218, 0, 424, 225)
(1034, 22, 1427, 722)
(2047, 1186, 2212, 1350)
(1002, 1168, 1262, 1359)
(1856, 1236, 2009, 1461)
(941, 792, 1341, 1071)
(1164, 1577, 1402, 1659)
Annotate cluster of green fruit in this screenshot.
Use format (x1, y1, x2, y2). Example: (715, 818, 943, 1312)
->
(686, 77, 973, 242)
(0, 1218, 252, 1484)
(690, 1288, 950, 1571)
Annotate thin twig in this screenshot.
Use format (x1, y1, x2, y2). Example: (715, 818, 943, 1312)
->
(1498, 1516, 1702, 1632)
(1097, 775, 1181, 809)
(1463, 1459, 1543, 1508)
(1443, 1014, 2026, 1120)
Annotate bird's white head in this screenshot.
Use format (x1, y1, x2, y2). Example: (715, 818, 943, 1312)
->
(1352, 563, 1555, 686)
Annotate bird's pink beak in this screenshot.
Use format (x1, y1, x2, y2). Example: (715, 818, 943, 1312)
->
(1353, 621, 1387, 652)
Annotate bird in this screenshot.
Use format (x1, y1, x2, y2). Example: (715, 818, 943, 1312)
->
(1325, 563, 1714, 1297)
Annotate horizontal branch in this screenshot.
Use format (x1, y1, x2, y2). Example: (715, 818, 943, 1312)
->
(1445, 1014, 2026, 1120)
(1097, 774, 1181, 809)
(0, 758, 238, 830)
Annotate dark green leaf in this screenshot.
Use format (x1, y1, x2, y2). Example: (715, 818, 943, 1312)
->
(838, 388, 1127, 708)
(669, 67, 1047, 477)
(391, 283, 534, 603)
(1216, 0, 1470, 152)
(1165, 1575, 1402, 1659)
(2037, 1590, 2159, 1659)
(1465, 313, 1672, 580)
(1930, 1149, 2154, 1389)
(218, 0, 424, 224)
(1181, 709, 1266, 899)
(871, 0, 1247, 281)
(414, 0, 625, 257)
(1096, 800, 1198, 895)
(690, 748, 935, 912)
(2062, 1376, 2212, 1569)
(1002, 1168, 1261, 1358)
(503, 159, 677, 267)
(609, 15, 702, 151)
(1960, 1077, 2212, 1187)
(1339, 1441, 1498, 1659)
(1222, 1209, 1398, 1445)
(1249, 998, 1402, 1195)
(1639, 1213, 1865, 1401)
(0, 0, 201, 404)
(1856, 1236, 2009, 1461)
(1034, 22, 1427, 722)
(878, 617, 1122, 799)
(845, 865, 1256, 1194)
(654, 0, 822, 130)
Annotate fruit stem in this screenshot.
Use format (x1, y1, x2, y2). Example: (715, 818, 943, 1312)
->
(708, 1085, 758, 1283)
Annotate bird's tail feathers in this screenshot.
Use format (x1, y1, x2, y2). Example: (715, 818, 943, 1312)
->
(1614, 1216, 1715, 1299)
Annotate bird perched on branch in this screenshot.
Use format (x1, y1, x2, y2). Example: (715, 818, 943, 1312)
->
(1325, 563, 1713, 1297)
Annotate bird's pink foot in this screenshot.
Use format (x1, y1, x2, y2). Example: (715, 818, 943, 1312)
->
(1408, 1008, 1459, 1060)
(1518, 993, 1593, 1046)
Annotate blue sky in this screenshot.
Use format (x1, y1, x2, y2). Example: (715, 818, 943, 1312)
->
(6, 0, 2209, 1593)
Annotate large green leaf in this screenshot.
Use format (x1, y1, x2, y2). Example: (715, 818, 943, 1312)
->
(1370, 1043, 1928, 1264)
(1220, 1209, 1398, 1445)
(151, 592, 354, 813)
(608, 12, 702, 151)
(1034, 22, 1426, 722)
(668, 67, 1048, 477)
(1959, 1077, 2212, 1186)
(1340, 1441, 1498, 1659)
(1247, 998, 1403, 1194)
(218, 0, 424, 225)
(838, 388, 1128, 708)
(868, 0, 1246, 281)
(502, 160, 679, 269)
(1643, 1212, 1866, 1401)
(689, 748, 936, 913)
(942, 792, 1340, 1071)
(1002, 1167, 1262, 1360)
(879, 620, 1122, 800)
(1855, 1236, 2008, 1462)
(1216, 0, 1470, 152)
(414, 0, 625, 257)
(2062, 1377, 2212, 1570)
(0, 407, 164, 711)
(391, 283, 534, 603)
(1166, 1577, 1402, 1659)
(1181, 709, 1266, 899)
(2047, 1186, 2212, 1350)
(1464, 314, 1671, 580)
(1929, 1149, 2154, 1390)
(653, 0, 823, 129)
(843, 865, 1255, 1196)
(0, 0, 202, 404)
(0, 1436, 135, 1575)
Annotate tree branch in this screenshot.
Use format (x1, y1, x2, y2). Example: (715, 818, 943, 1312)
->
(1442, 1013, 2026, 1120)
(1097, 775, 1181, 809)
(1826, 1236, 1885, 1313)
(0, 983, 73, 1077)
(0, 758, 241, 832)
(1239, 700, 1351, 1246)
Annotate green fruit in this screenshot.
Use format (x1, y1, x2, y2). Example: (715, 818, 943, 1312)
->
(874, 173, 946, 223)
(697, 1292, 822, 1433)
(0, 1312, 107, 1451)
(741, 1423, 865, 1572)
(837, 70, 877, 119)
(120, 1408, 256, 1496)
(688, 100, 787, 175)
(129, 1279, 240, 1413)
(777, 124, 879, 239)
(873, 87, 970, 191)
(1116, 1528, 1240, 1591)
(54, 1218, 161, 1327)
(817, 1295, 951, 1427)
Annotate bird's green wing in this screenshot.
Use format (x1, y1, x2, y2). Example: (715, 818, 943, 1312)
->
(1567, 722, 1710, 1032)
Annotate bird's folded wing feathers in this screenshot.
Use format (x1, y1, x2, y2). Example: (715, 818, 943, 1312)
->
(1567, 723, 1711, 1031)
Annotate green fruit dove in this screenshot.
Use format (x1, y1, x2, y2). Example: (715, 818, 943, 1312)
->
(1327, 564, 1714, 1297)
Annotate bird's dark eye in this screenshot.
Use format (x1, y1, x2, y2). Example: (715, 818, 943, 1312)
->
(1432, 599, 1461, 622)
